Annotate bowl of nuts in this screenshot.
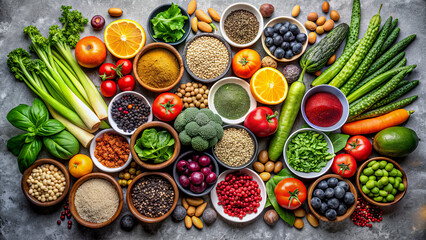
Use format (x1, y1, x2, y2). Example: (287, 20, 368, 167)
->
(21, 159, 70, 207)
(174, 82, 210, 109)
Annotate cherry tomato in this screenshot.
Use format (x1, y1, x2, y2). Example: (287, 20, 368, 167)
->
(100, 80, 117, 97)
(75, 36, 106, 68)
(115, 59, 133, 77)
(99, 63, 117, 80)
(331, 154, 357, 178)
(344, 135, 372, 161)
(274, 178, 306, 210)
(117, 75, 136, 91)
(152, 93, 183, 122)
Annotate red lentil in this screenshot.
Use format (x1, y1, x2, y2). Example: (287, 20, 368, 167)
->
(95, 132, 130, 168)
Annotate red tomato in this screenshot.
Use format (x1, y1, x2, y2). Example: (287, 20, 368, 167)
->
(99, 63, 117, 80)
(75, 36, 106, 68)
(115, 59, 133, 77)
(331, 154, 357, 178)
(244, 107, 278, 137)
(274, 178, 306, 210)
(117, 75, 136, 91)
(100, 80, 117, 97)
(152, 93, 183, 122)
(344, 135, 372, 161)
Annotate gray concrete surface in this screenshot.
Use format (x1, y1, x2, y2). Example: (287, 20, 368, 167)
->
(0, 0, 425, 239)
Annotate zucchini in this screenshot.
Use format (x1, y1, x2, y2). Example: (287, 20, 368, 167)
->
(311, 40, 361, 87)
(329, 6, 382, 88)
(340, 16, 393, 95)
(378, 27, 400, 57)
(371, 80, 419, 109)
(350, 53, 406, 94)
(348, 70, 409, 119)
(349, 95, 418, 122)
(343, 0, 361, 51)
(300, 23, 349, 73)
(365, 34, 416, 76)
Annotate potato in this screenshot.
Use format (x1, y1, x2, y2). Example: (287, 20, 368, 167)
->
(330, 10, 340, 21)
(185, 215, 192, 229)
(307, 12, 319, 21)
(316, 16, 326, 26)
(292, 5, 300, 17)
(186, 197, 204, 206)
(264, 161, 275, 173)
(264, 209, 279, 226)
(258, 150, 269, 164)
(260, 3, 274, 18)
(192, 216, 203, 229)
(182, 198, 189, 209)
(308, 32, 317, 44)
(195, 202, 207, 217)
(323, 19, 335, 31)
(253, 162, 265, 173)
(322, 1, 330, 13)
(305, 21, 317, 31)
(187, 206, 196, 216)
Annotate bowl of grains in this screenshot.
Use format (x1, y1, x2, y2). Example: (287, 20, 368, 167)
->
(127, 172, 179, 223)
(183, 33, 232, 83)
(21, 159, 70, 207)
(133, 42, 184, 92)
(220, 3, 263, 48)
(108, 91, 153, 136)
(212, 125, 258, 170)
(174, 82, 210, 109)
(89, 129, 132, 173)
(69, 173, 123, 228)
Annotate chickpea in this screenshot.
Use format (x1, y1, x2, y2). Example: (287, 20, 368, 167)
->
(187, 98, 193, 103)
(193, 83, 198, 88)
(200, 103, 206, 108)
(203, 94, 208, 99)
(196, 102, 201, 107)
(205, 89, 209, 95)
(194, 88, 199, 94)
(190, 91, 195, 96)
(180, 84, 186, 89)
(199, 88, 205, 94)
(204, 99, 208, 104)
(202, 85, 207, 90)
(180, 89, 185, 95)
(184, 102, 189, 108)
(177, 92, 183, 98)
(186, 82, 192, 87)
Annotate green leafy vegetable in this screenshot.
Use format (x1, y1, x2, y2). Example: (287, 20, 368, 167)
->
(6, 104, 34, 131)
(150, 3, 188, 43)
(17, 138, 42, 173)
(134, 128, 175, 163)
(7, 134, 28, 156)
(43, 130, 79, 159)
(36, 119, 65, 136)
(328, 133, 350, 153)
(29, 98, 49, 127)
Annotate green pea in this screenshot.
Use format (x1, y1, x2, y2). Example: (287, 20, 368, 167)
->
(391, 189, 397, 195)
(374, 192, 380, 197)
(369, 176, 377, 181)
(382, 199, 388, 203)
(371, 187, 380, 194)
(386, 194, 395, 202)
(362, 185, 371, 194)
(360, 175, 369, 184)
(368, 160, 377, 167)
(396, 170, 403, 177)
(375, 169, 384, 177)
(375, 180, 384, 189)
(396, 177, 402, 183)
(388, 177, 395, 185)
(382, 170, 388, 177)
(368, 193, 374, 197)
(379, 190, 388, 197)
(372, 163, 380, 170)
(373, 196, 383, 202)
(394, 179, 400, 188)
(379, 161, 387, 169)
(389, 168, 398, 177)
(383, 183, 393, 193)
(385, 163, 394, 172)
(366, 180, 376, 189)
(363, 167, 374, 176)
(398, 183, 405, 192)
(380, 176, 389, 185)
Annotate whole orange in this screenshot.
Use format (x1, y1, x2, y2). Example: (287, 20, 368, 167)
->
(69, 154, 93, 178)
(75, 36, 107, 68)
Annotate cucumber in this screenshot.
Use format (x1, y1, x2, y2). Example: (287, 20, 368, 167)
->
(300, 23, 349, 73)
(329, 6, 382, 88)
(343, 0, 361, 51)
(371, 80, 419, 109)
(378, 27, 400, 57)
(340, 16, 393, 95)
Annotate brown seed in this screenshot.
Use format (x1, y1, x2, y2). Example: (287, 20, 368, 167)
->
(185, 215, 192, 229)
(294, 218, 304, 229)
(195, 202, 207, 217)
(314, 70, 322, 76)
(258, 150, 269, 164)
(308, 32, 317, 44)
(182, 198, 189, 209)
(323, 19, 334, 31)
(330, 10, 340, 21)
(294, 208, 306, 218)
(305, 21, 317, 31)
(322, 1, 330, 13)
(274, 161, 283, 174)
(316, 16, 326, 26)
(327, 54, 336, 65)
(253, 162, 265, 173)
(192, 216, 203, 229)
(307, 12, 318, 21)
(208, 8, 221, 22)
(186, 197, 204, 206)
(307, 213, 319, 227)
(187, 0, 197, 15)
(108, 8, 123, 17)
(264, 209, 279, 226)
(259, 172, 271, 182)
(264, 161, 275, 173)
(191, 17, 198, 33)
(316, 26, 325, 35)
(187, 206, 196, 216)
(292, 5, 300, 17)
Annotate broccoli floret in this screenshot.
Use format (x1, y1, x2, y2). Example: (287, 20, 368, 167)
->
(179, 130, 192, 146)
(185, 122, 200, 137)
(208, 137, 218, 148)
(198, 124, 217, 140)
(183, 107, 199, 123)
(210, 121, 224, 139)
(174, 113, 186, 132)
(195, 112, 210, 126)
(199, 108, 215, 119)
(191, 136, 209, 152)
(212, 114, 223, 125)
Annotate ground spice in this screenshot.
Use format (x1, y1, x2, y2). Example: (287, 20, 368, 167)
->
(224, 10, 259, 44)
(214, 128, 254, 167)
(74, 178, 119, 223)
(94, 132, 130, 168)
(137, 48, 179, 88)
(131, 175, 175, 218)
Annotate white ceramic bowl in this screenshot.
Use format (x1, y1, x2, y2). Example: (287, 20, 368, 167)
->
(283, 128, 334, 179)
(107, 91, 153, 136)
(208, 77, 257, 125)
(301, 85, 349, 132)
(220, 2, 264, 48)
(210, 168, 267, 223)
(89, 129, 132, 173)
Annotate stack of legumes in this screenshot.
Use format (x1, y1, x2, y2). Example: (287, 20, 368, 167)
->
(214, 128, 255, 167)
(27, 164, 66, 202)
(175, 82, 210, 109)
(110, 94, 151, 133)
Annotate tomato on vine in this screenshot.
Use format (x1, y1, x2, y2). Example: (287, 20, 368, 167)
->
(274, 178, 307, 210)
(331, 154, 357, 178)
(344, 135, 372, 161)
(152, 93, 183, 122)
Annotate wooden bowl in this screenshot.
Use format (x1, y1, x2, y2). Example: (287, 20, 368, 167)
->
(126, 172, 179, 223)
(356, 157, 407, 207)
(21, 159, 70, 207)
(307, 174, 358, 222)
(130, 121, 181, 170)
(133, 42, 183, 92)
(261, 16, 308, 62)
(69, 173, 123, 228)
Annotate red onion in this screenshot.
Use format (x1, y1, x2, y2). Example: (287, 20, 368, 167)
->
(206, 172, 217, 184)
(190, 182, 207, 193)
(188, 161, 200, 172)
(176, 160, 188, 173)
(200, 167, 212, 176)
(179, 175, 190, 188)
(190, 172, 204, 185)
(198, 155, 211, 167)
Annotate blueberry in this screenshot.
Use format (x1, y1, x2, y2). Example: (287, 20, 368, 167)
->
(296, 33, 307, 43)
(283, 21, 290, 28)
(319, 202, 328, 214)
(344, 192, 355, 205)
(273, 23, 283, 33)
(284, 50, 294, 59)
(264, 27, 275, 37)
(317, 180, 328, 190)
(283, 31, 295, 42)
(313, 189, 325, 199)
(274, 47, 285, 59)
(289, 24, 300, 35)
(265, 37, 273, 47)
(334, 186, 345, 199)
(325, 209, 337, 221)
(327, 198, 340, 210)
(273, 33, 280, 38)
(269, 45, 277, 54)
(292, 43, 303, 55)
(337, 181, 349, 192)
(289, 41, 297, 48)
(327, 178, 339, 188)
(281, 41, 290, 50)
(279, 25, 289, 35)
(273, 35, 284, 46)
(336, 203, 347, 216)
(325, 188, 334, 198)
(311, 197, 322, 209)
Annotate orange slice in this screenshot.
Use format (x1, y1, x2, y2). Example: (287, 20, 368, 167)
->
(250, 67, 288, 105)
(104, 19, 146, 59)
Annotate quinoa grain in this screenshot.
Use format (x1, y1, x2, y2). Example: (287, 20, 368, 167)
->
(214, 128, 254, 167)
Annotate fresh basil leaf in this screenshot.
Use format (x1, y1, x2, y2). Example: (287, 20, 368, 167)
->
(7, 133, 28, 156)
(29, 98, 49, 127)
(6, 104, 34, 131)
(157, 130, 171, 148)
(329, 133, 350, 153)
(17, 137, 42, 173)
(25, 132, 35, 143)
(36, 119, 65, 136)
(141, 128, 158, 148)
(43, 130, 79, 159)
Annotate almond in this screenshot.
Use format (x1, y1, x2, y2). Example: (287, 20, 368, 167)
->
(195, 202, 207, 217)
(316, 16, 326, 26)
(292, 5, 301, 17)
(305, 21, 317, 31)
(323, 19, 335, 31)
(308, 32, 317, 44)
(322, 1, 330, 13)
(192, 216, 203, 229)
(330, 10, 340, 21)
(307, 12, 319, 21)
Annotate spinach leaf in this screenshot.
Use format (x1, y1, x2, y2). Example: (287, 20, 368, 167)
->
(6, 104, 34, 131)
(36, 119, 65, 136)
(329, 133, 350, 153)
(43, 130, 79, 159)
(141, 128, 158, 148)
(150, 3, 188, 42)
(157, 130, 171, 148)
(29, 98, 49, 127)
(17, 137, 42, 173)
(7, 133, 28, 156)
(138, 148, 158, 159)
